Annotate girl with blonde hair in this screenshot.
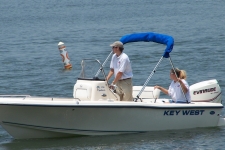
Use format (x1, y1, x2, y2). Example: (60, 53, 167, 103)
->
(154, 68, 191, 103)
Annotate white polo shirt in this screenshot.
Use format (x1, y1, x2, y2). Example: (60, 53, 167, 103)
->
(110, 53, 133, 79)
(168, 79, 191, 103)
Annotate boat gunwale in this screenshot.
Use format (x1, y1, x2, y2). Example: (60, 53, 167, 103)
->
(0, 102, 223, 109)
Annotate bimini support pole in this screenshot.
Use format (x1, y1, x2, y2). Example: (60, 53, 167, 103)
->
(95, 51, 113, 77)
(134, 56, 164, 102)
(168, 56, 189, 103)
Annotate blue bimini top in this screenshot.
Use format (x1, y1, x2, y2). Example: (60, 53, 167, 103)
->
(120, 32, 174, 58)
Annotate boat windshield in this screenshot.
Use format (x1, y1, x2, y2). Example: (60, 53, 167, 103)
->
(78, 59, 106, 81)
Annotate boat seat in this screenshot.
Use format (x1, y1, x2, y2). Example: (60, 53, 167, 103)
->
(133, 86, 160, 99)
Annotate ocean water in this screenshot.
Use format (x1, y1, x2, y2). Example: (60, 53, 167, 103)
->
(0, 0, 225, 149)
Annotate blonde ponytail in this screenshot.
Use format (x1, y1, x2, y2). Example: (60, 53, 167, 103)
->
(180, 70, 187, 79)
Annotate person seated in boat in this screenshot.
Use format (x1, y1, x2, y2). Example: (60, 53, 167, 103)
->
(106, 41, 133, 101)
(154, 68, 191, 103)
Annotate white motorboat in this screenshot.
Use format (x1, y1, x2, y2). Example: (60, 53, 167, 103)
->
(0, 32, 224, 139)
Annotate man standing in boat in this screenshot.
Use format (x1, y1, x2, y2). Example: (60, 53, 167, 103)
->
(106, 41, 133, 101)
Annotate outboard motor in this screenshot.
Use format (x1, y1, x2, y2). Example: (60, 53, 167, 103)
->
(189, 79, 222, 103)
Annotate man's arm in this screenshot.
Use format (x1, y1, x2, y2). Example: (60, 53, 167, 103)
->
(112, 72, 123, 84)
(106, 69, 114, 81)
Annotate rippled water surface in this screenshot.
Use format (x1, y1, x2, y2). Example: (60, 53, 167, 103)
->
(0, 0, 225, 149)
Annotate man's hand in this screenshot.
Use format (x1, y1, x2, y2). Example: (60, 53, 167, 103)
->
(109, 83, 117, 90)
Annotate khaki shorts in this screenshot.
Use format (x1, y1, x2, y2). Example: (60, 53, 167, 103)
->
(116, 78, 133, 101)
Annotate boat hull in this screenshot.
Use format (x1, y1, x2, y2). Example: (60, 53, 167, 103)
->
(0, 100, 223, 139)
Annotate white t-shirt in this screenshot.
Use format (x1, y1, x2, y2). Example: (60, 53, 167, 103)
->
(110, 53, 133, 79)
(168, 79, 191, 103)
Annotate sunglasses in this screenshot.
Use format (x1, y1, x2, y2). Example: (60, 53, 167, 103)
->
(112, 46, 118, 49)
